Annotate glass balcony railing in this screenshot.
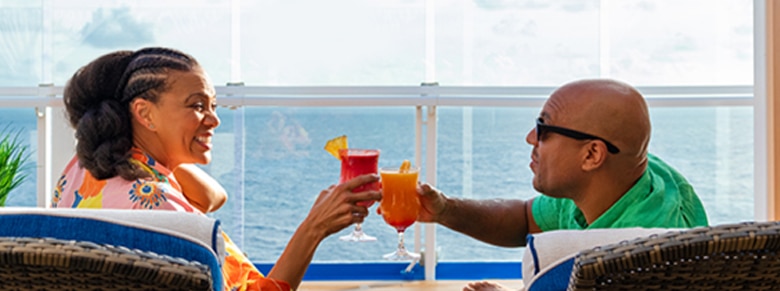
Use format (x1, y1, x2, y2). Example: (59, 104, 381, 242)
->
(0, 84, 755, 280)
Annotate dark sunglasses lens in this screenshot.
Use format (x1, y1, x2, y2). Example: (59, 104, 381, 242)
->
(536, 123, 545, 141)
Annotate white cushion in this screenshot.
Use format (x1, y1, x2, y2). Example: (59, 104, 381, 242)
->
(0, 207, 225, 263)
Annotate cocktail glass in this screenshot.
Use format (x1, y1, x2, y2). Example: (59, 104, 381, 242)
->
(338, 148, 380, 242)
(379, 166, 421, 260)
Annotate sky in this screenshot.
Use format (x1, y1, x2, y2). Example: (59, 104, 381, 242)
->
(0, 0, 754, 87)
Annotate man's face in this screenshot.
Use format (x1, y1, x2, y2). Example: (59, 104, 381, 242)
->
(524, 98, 585, 198)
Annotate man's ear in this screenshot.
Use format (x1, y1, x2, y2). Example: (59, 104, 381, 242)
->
(582, 141, 607, 171)
(129, 98, 156, 131)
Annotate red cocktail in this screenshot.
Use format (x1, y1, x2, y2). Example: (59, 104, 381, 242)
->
(338, 148, 379, 242)
(339, 149, 380, 207)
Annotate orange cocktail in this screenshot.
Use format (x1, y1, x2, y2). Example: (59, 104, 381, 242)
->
(379, 165, 420, 260)
(379, 167, 420, 231)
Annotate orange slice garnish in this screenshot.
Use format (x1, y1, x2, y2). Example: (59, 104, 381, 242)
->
(324, 135, 348, 160)
(400, 159, 411, 173)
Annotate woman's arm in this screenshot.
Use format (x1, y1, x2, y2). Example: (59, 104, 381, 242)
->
(173, 164, 228, 213)
(267, 174, 382, 290)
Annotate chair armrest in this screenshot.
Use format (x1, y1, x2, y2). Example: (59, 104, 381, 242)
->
(569, 221, 780, 290)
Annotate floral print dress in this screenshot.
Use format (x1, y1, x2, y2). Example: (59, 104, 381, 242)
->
(53, 148, 289, 291)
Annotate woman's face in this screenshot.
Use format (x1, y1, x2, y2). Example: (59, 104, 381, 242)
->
(148, 67, 220, 167)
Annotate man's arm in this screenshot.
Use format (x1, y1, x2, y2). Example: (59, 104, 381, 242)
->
(417, 183, 540, 247)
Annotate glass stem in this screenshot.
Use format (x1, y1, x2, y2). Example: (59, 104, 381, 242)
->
(397, 231, 405, 251)
(354, 223, 363, 233)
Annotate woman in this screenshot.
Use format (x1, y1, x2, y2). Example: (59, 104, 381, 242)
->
(52, 47, 381, 291)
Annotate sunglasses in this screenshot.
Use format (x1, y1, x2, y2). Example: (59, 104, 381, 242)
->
(535, 118, 620, 154)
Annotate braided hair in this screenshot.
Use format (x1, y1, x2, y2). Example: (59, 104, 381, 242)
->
(63, 47, 200, 180)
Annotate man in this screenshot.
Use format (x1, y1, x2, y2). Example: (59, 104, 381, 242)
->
(415, 79, 709, 291)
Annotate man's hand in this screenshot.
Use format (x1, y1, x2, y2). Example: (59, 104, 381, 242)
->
(417, 183, 448, 223)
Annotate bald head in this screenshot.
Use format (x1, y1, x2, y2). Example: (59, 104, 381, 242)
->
(544, 79, 650, 160)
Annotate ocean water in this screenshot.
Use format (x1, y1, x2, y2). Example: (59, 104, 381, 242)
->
(1, 105, 754, 262)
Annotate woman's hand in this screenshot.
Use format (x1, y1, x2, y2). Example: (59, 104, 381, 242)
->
(268, 174, 381, 289)
(304, 174, 382, 239)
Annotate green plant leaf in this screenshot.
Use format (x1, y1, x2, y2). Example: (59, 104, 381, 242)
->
(0, 125, 31, 207)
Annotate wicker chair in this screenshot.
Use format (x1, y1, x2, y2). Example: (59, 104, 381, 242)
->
(0, 208, 223, 291)
(568, 221, 780, 291)
(0, 237, 212, 290)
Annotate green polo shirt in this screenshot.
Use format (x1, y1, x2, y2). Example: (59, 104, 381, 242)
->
(532, 154, 709, 231)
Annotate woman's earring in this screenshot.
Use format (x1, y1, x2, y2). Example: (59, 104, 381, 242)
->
(149, 123, 155, 129)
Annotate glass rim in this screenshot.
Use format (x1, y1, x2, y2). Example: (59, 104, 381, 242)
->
(379, 165, 420, 173)
(338, 148, 380, 154)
